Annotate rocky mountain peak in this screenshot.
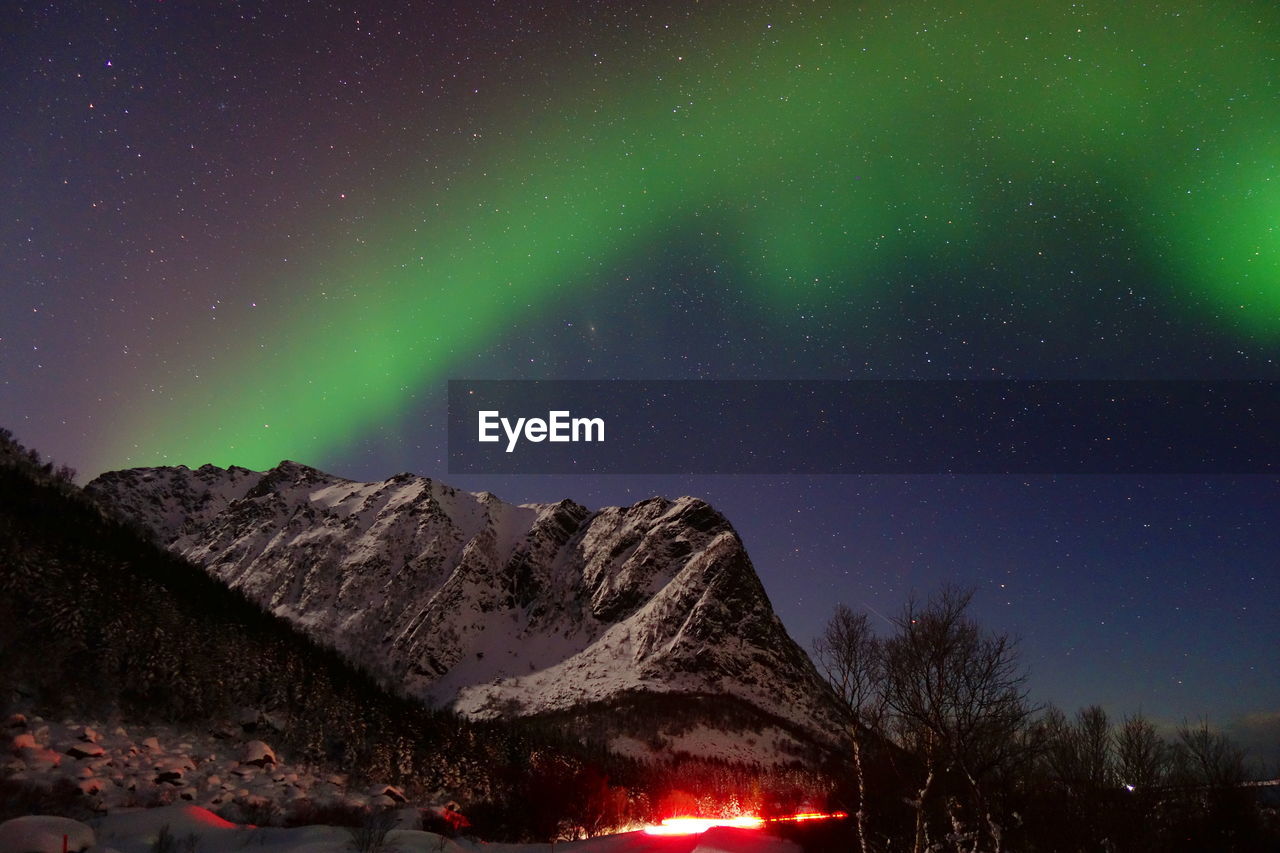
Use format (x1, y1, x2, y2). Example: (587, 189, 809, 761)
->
(87, 463, 845, 764)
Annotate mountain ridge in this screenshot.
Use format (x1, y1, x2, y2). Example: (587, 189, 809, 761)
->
(88, 460, 846, 764)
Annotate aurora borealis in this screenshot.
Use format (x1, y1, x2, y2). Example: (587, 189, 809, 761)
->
(2, 1, 1277, 749)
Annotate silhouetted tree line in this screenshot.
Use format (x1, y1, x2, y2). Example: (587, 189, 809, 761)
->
(462, 744, 838, 841)
(813, 588, 1279, 852)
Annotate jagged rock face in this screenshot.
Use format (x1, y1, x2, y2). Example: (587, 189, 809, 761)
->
(88, 462, 844, 761)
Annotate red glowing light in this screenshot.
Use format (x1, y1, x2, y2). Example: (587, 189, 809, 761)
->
(781, 811, 847, 822)
(642, 811, 847, 836)
(644, 816, 765, 835)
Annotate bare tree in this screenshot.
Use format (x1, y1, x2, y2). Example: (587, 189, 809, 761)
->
(1169, 719, 1256, 845)
(1044, 705, 1114, 792)
(814, 604, 884, 717)
(1173, 718, 1245, 790)
(881, 586, 1033, 853)
(1115, 711, 1167, 792)
(813, 604, 884, 853)
(1037, 704, 1119, 848)
(1075, 706, 1114, 791)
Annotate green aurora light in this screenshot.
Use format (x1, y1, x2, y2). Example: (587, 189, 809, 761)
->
(102, 0, 1278, 472)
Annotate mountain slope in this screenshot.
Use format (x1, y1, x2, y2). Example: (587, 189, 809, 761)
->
(0, 432, 537, 805)
(88, 462, 846, 762)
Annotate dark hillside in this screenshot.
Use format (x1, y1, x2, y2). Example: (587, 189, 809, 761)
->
(0, 428, 512, 801)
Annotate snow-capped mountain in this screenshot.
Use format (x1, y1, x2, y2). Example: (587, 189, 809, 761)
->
(87, 461, 846, 763)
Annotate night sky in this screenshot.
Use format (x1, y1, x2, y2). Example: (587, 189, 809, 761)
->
(3, 2, 1276, 756)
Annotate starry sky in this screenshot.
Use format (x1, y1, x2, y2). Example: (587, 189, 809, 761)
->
(2, 1, 1277, 756)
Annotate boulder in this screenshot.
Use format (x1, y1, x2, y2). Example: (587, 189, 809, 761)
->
(77, 777, 106, 796)
(10, 732, 37, 753)
(209, 720, 238, 740)
(13, 740, 62, 769)
(153, 756, 195, 786)
(369, 783, 408, 803)
(66, 742, 105, 759)
(234, 708, 261, 730)
(239, 740, 276, 767)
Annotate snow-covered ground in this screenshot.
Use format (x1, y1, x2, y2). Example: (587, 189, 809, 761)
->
(3, 710, 410, 818)
(607, 725, 805, 767)
(1, 806, 802, 853)
(3, 710, 807, 852)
